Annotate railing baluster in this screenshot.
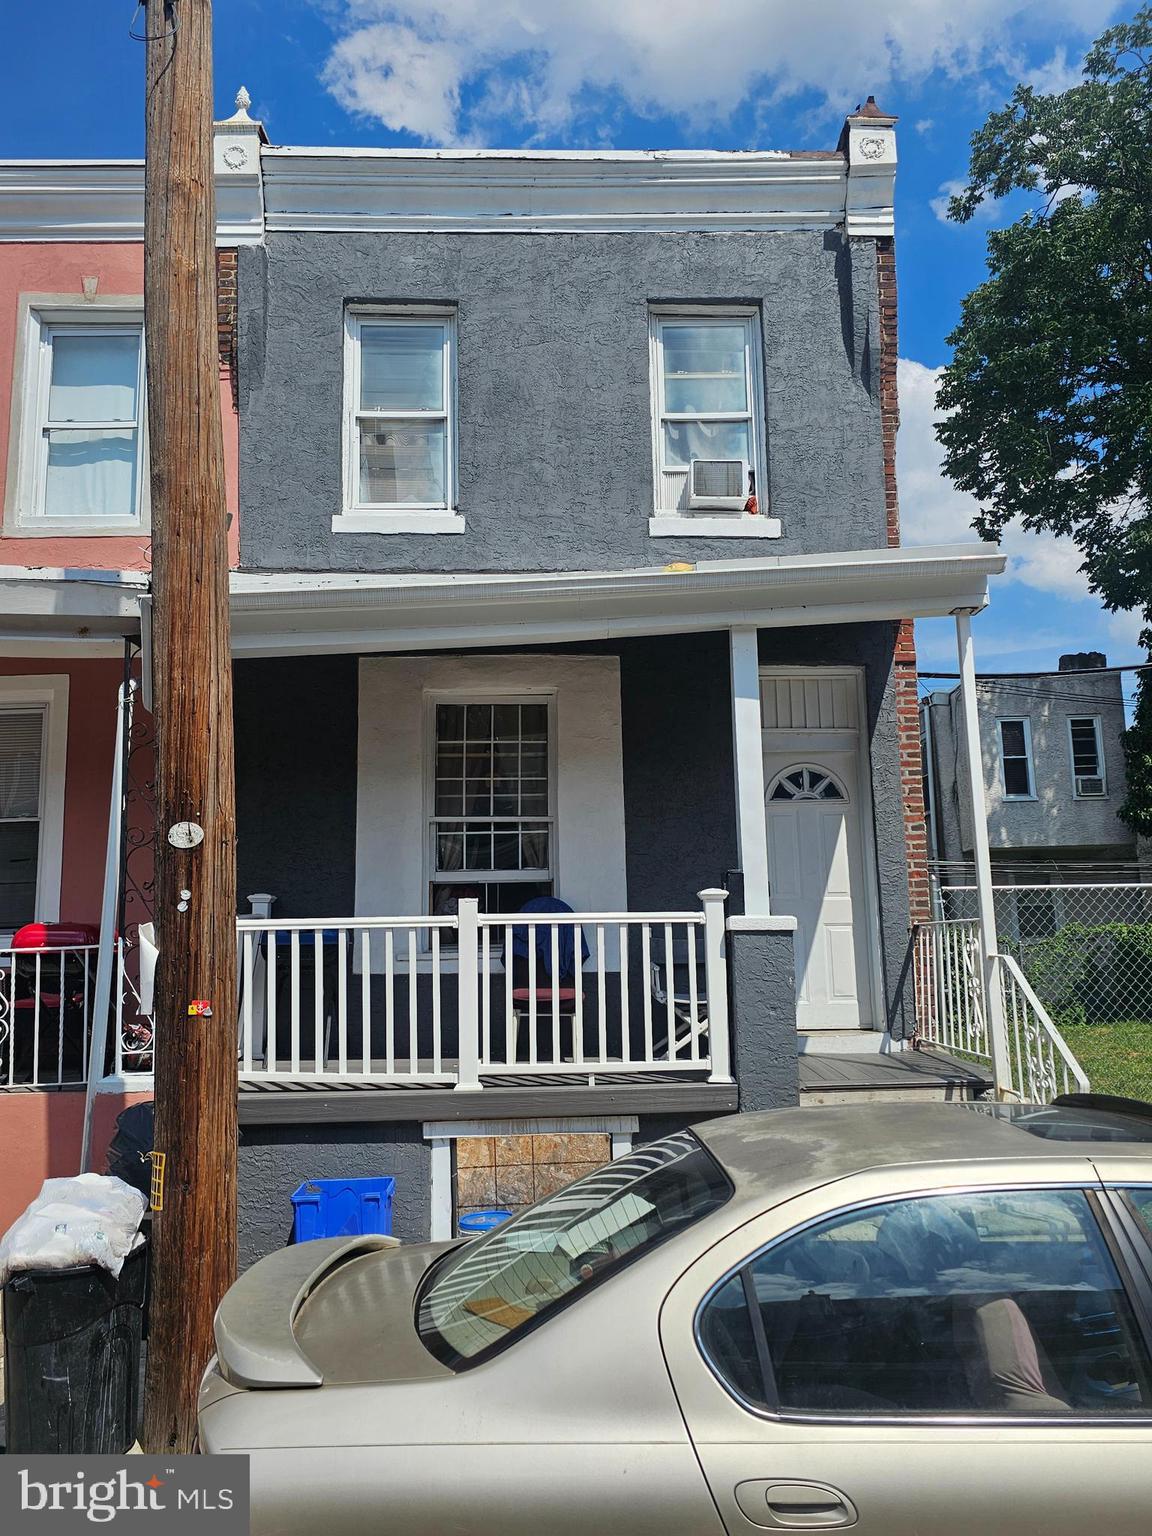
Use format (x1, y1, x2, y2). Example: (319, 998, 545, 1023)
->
(312, 929, 324, 1071)
(662, 922, 675, 1058)
(616, 924, 628, 1068)
(573, 923, 585, 1068)
(335, 928, 347, 1076)
(385, 929, 395, 1075)
(266, 928, 278, 1071)
(686, 924, 700, 1063)
(32, 951, 41, 1087)
(290, 930, 301, 1074)
(504, 923, 514, 1066)
(242, 930, 254, 1072)
(407, 929, 418, 1072)
(6, 956, 14, 1087)
(481, 924, 491, 1066)
(596, 924, 607, 1065)
(527, 924, 538, 1068)
(641, 922, 653, 1064)
(360, 930, 371, 1076)
(431, 927, 442, 1076)
(550, 924, 561, 1065)
(56, 951, 66, 1086)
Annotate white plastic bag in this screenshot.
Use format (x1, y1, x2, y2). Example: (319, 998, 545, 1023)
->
(0, 1173, 146, 1285)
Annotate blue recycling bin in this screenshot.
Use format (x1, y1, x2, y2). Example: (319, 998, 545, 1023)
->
(291, 1176, 395, 1242)
(458, 1208, 513, 1237)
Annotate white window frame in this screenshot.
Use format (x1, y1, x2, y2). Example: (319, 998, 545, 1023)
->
(0, 675, 68, 939)
(336, 306, 462, 536)
(647, 307, 779, 539)
(1067, 715, 1107, 798)
(997, 716, 1036, 800)
(5, 296, 148, 536)
(423, 689, 558, 926)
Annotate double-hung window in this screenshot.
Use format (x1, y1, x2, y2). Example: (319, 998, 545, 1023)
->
(998, 718, 1035, 799)
(341, 309, 459, 533)
(429, 700, 553, 917)
(0, 708, 48, 928)
(11, 310, 146, 532)
(1069, 716, 1106, 797)
(649, 310, 772, 534)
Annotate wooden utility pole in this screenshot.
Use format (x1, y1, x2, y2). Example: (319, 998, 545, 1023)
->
(141, 0, 238, 1454)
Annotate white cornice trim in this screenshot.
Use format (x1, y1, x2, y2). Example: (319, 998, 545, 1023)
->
(259, 147, 880, 237)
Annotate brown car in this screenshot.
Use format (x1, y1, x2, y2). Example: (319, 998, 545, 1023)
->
(199, 1099, 1152, 1534)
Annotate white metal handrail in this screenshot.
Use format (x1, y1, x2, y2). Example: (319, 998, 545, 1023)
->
(913, 919, 1090, 1100)
(997, 951, 1090, 1101)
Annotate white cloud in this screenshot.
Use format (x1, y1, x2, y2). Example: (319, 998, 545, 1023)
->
(897, 356, 1092, 600)
(1024, 44, 1086, 95)
(915, 118, 935, 135)
(316, 1, 1119, 144)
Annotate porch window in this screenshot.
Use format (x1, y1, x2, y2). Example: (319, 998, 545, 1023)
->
(429, 700, 553, 916)
(649, 310, 763, 514)
(344, 309, 455, 513)
(0, 709, 46, 928)
(12, 311, 147, 531)
(998, 718, 1035, 799)
(1068, 716, 1106, 797)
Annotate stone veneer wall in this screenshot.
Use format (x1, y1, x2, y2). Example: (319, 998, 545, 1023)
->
(455, 1132, 612, 1224)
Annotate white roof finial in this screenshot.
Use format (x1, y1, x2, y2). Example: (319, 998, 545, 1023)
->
(235, 86, 252, 114)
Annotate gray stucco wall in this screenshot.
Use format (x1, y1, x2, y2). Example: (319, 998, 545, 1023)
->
(238, 1122, 430, 1268)
(759, 622, 915, 1037)
(728, 927, 799, 1109)
(237, 230, 885, 573)
(926, 674, 1134, 863)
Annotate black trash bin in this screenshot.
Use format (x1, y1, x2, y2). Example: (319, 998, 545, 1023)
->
(2, 1241, 148, 1454)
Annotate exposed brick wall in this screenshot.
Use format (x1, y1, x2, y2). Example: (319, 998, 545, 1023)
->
(877, 236, 932, 926)
(216, 247, 238, 406)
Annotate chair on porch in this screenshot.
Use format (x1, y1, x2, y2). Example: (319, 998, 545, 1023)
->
(650, 934, 710, 1061)
(508, 897, 589, 1063)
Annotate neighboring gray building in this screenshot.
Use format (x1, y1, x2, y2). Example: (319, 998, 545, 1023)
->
(922, 650, 1136, 884)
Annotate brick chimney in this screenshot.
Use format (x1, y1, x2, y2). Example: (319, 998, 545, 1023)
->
(1058, 651, 1107, 672)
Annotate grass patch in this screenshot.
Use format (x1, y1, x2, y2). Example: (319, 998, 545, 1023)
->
(1059, 1020, 1152, 1102)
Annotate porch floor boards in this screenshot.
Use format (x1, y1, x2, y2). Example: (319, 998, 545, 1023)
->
(237, 1070, 737, 1124)
(799, 1048, 993, 1098)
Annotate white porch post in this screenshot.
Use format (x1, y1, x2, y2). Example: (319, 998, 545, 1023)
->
(699, 888, 732, 1083)
(955, 611, 1011, 1096)
(455, 897, 482, 1091)
(728, 626, 771, 915)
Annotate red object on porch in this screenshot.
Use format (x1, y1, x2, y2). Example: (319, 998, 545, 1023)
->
(11, 922, 100, 949)
(511, 987, 579, 1004)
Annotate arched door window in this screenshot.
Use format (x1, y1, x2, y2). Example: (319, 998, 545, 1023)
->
(767, 765, 848, 804)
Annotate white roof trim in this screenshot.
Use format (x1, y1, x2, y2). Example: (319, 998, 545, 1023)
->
(0, 543, 1001, 654)
(228, 544, 1003, 656)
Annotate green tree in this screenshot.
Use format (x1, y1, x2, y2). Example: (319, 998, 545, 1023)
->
(937, 8, 1152, 834)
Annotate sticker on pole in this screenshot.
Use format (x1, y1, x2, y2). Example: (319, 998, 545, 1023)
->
(187, 999, 213, 1018)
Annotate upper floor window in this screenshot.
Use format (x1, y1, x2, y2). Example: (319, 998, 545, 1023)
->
(998, 718, 1035, 799)
(1068, 716, 1106, 797)
(8, 307, 147, 534)
(649, 310, 768, 530)
(340, 309, 460, 535)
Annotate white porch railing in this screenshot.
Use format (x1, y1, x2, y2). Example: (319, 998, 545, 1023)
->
(913, 920, 1089, 1100)
(0, 941, 152, 1088)
(235, 891, 731, 1089)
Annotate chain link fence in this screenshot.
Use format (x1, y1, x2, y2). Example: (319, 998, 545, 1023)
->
(939, 884, 1152, 1102)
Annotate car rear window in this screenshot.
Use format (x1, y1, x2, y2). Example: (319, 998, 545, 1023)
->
(417, 1131, 731, 1367)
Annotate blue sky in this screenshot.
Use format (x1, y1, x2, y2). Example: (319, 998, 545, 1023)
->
(3, 1, 1142, 692)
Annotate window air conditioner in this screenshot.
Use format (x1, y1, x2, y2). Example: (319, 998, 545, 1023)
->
(1075, 775, 1105, 797)
(688, 458, 749, 512)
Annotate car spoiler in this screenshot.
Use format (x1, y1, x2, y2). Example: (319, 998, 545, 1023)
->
(214, 1234, 401, 1389)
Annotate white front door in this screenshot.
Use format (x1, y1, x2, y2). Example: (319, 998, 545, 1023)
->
(764, 752, 874, 1028)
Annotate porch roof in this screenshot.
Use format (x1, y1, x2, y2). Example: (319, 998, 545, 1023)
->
(0, 543, 1005, 655)
(227, 542, 1005, 656)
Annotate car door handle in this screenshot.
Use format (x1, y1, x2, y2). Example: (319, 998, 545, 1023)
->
(735, 1480, 858, 1529)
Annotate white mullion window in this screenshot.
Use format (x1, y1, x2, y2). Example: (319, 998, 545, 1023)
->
(1068, 716, 1106, 797)
(428, 697, 554, 919)
(345, 310, 455, 514)
(998, 717, 1036, 799)
(14, 313, 147, 531)
(0, 706, 47, 928)
(651, 311, 762, 514)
